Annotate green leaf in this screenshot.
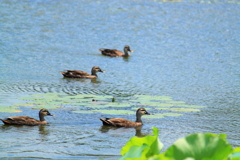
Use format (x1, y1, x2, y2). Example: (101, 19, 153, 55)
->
(120, 127, 163, 159)
(231, 147, 240, 159)
(163, 133, 233, 160)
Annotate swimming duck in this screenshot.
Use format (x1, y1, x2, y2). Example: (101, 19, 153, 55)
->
(99, 108, 150, 127)
(99, 45, 134, 57)
(60, 66, 105, 78)
(0, 109, 55, 126)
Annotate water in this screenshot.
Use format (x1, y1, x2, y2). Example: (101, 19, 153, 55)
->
(0, 0, 239, 159)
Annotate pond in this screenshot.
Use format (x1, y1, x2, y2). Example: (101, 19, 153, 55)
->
(0, 0, 239, 159)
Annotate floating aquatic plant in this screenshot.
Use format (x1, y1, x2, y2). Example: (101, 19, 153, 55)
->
(0, 106, 22, 113)
(2, 93, 205, 118)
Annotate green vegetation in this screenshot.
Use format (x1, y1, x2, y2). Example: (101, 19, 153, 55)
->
(120, 127, 240, 160)
(0, 106, 21, 113)
(2, 93, 205, 116)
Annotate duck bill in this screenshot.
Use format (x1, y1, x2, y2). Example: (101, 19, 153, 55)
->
(100, 70, 106, 73)
(47, 112, 55, 116)
(145, 111, 151, 115)
(130, 50, 134, 53)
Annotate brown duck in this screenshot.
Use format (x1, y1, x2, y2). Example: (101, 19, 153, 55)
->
(99, 45, 134, 57)
(99, 108, 150, 127)
(60, 66, 105, 78)
(0, 109, 55, 126)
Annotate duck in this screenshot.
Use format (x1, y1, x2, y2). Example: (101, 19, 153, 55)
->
(0, 109, 55, 126)
(99, 108, 150, 128)
(60, 66, 105, 78)
(99, 45, 134, 57)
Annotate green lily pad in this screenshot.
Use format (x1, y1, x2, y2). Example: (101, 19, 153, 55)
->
(133, 95, 173, 101)
(13, 103, 35, 106)
(155, 103, 174, 107)
(94, 109, 136, 115)
(73, 110, 96, 114)
(177, 104, 206, 108)
(18, 97, 44, 101)
(168, 101, 186, 104)
(146, 113, 182, 119)
(132, 107, 152, 111)
(73, 109, 136, 115)
(170, 108, 200, 112)
(105, 102, 132, 108)
(155, 107, 200, 112)
(30, 105, 62, 109)
(31, 93, 66, 97)
(0, 106, 22, 113)
(15, 93, 205, 118)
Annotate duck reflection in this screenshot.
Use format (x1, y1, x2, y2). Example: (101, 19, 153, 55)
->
(99, 125, 147, 137)
(123, 56, 130, 62)
(38, 125, 49, 135)
(0, 124, 24, 131)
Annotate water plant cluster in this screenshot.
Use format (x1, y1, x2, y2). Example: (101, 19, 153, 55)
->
(0, 93, 205, 119)
(119, 127, 240, 160)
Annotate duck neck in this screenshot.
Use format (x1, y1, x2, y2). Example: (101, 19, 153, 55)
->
(135, 113, 142, 123)
(124, 48, 130, 56)
(91, 70, 98, 76)
(39, 113, 45, 121)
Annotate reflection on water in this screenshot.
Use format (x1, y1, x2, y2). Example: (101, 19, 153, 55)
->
(0, 0, 239, 159)
(38, 125, 49, 136)
(99, 125, 147, 137)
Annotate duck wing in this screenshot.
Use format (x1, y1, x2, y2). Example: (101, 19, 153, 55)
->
(100, 118, 140, 127)
(3, 116, 40, 125)
(99, 49, 124, 57)
(62, 70, 91, 78)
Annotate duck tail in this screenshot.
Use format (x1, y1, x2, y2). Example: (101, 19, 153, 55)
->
(98, 48, 104, 52)
(59, 71, 65, 74)
(0, 119, 9, 124)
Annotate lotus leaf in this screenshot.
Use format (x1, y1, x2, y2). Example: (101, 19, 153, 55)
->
(163, 133, 233, 160)
(231, 147, 240, 159)
(120, 127, 163, 159)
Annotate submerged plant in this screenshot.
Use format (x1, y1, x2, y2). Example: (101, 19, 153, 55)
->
(119, 127, 240, 160)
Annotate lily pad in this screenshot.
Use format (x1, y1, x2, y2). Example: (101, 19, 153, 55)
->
(15, 93, 205, 118)
(13, 103, 35, 107)
(146, 113, 182, 119)
(73, 110, 95, 114)
(73, 109, 136, 115)
(177, 104, 205, 108)
(0, 106, 22, 113)
(105, 102, 132, 108)
(30, 105, 62, 109)
(132, 107, 152, 111)
(94, 109, 136, 115)
(168, 101, 186, 104)
(155, 107, 200, 112)
(133, 95, 173, 101)
(154, 103, 174, 107)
